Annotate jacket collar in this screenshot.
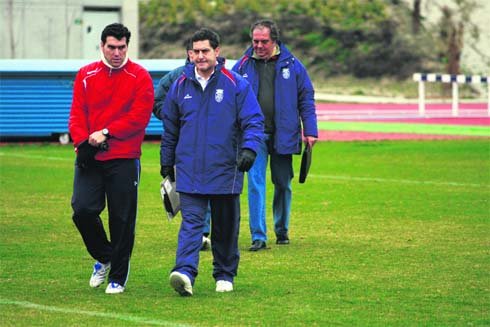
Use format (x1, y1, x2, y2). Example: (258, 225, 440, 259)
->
(100, 53, 129, 70)
(252, 44, 280, 60)
(244, 41, 291, 64)
(184, 56, 226, 80)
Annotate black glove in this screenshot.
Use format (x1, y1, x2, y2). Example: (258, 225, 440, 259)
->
(99, 141, 109, 151)
(160, 165, 175, 182)
(152, 104, 163, 121)
(237, 149, 256, 172)
(76, 140, 98, 169)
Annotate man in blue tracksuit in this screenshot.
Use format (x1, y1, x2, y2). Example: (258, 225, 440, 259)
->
(153, 42, 212, 251)
(233, 19, 318, 251)
(160, 28, 264, 296)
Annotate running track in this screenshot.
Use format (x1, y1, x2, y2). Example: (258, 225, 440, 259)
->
(315, 102, 490, 141)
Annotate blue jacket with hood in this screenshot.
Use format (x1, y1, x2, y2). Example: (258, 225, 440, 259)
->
(160, 58, 264, 195)
(232, 42, 318, 155)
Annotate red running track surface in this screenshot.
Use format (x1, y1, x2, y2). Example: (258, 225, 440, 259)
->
(314, 102, 489, 141)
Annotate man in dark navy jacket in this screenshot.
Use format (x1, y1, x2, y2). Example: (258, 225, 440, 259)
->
(160, 28, 264, 296)
(233, 19, 318, 251)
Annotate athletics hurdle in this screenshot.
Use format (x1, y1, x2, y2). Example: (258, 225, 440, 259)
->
(413, 73, 489, 117)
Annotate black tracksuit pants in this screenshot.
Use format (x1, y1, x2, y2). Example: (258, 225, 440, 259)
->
(71, 159, 140, 286)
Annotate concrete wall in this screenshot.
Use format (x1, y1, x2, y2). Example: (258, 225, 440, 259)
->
(0, 0, 139, 59)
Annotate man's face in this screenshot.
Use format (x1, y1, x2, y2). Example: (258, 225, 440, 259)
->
(101, 36, 128, 68)
(252, 27, 276, 60)
(192, 40, 219, 75)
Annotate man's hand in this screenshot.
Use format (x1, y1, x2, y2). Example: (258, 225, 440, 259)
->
(76, 140, 99, 169)
(160, 165, 175, 182)
(304, 136, 317, 148)
(88, 130, 108, 147)
(237, 149, 256, 172)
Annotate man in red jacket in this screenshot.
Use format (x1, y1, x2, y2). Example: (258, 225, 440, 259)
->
(68, 23, 153, 294)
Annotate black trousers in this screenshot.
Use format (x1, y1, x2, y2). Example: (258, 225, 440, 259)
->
(71, 159, 140, 286)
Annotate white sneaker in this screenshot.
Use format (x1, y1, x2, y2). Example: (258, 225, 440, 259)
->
(105, 282, 125, 294)
(201, 235, 211, 251)
(216, 280, 233, 292)
(89, 261, 110, 288)
(169, 271, 193, 296)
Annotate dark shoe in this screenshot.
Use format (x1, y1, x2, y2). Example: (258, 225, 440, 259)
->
(200, 235, 211, 251)
(276, 235, 290, 245)
(249, 240, 267, 251)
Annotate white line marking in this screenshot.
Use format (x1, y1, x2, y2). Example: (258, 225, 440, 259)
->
(0, 152, 72, 161)
(0, 298, 191, 327)
(311, 174, 488, 188)
(1, 152, 486, 188)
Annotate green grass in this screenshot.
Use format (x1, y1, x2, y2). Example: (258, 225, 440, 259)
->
(1, 140, 489, 326)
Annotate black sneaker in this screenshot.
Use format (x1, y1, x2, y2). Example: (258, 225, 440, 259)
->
(276, 235, 290, 245)
(249, 240, 267, 251)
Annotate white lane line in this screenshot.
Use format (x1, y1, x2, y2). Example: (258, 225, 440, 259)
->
(0, 152, 72, 161)
(1, 152, 486, 188)
(0, 298, 191, 327)
(311, 174, 488, 188)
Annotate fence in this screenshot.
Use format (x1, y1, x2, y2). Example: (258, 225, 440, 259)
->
(0, 59, 235, 143)
(413, 73, 489, 117)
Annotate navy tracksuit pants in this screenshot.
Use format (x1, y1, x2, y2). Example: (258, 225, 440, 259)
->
(71, 159, 140, 286)
(173, 193, 240, 284)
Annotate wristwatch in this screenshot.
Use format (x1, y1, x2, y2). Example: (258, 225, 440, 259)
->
(102, 128, 110, 138)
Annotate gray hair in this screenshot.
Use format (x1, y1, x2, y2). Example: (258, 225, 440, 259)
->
(250, 19, 280, 42)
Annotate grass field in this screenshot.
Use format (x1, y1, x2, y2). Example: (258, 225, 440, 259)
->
(1, 140, 489, 326)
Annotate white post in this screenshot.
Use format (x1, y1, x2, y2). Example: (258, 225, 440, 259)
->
(488, 82, 490, 116)
(418, 81, 425, 117)
(452, 82, 459, 117)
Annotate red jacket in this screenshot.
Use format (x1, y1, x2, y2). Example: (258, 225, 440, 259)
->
(69, 59, 154, 160)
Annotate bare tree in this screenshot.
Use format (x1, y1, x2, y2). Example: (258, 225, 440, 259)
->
(435, 0, 479, 75)
(412, 0, 422, 34)
(439, 6, 463, 75)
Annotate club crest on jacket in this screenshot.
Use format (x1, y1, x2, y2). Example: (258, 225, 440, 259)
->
(215, 89, 224, 103)
(282, 68, 290, 80)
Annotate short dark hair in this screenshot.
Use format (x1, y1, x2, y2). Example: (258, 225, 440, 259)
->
(185, 38, 192, 52)
(101, 23, 131, 45)
(250, 19, 280, 42)
(190, 28, 220, 49)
